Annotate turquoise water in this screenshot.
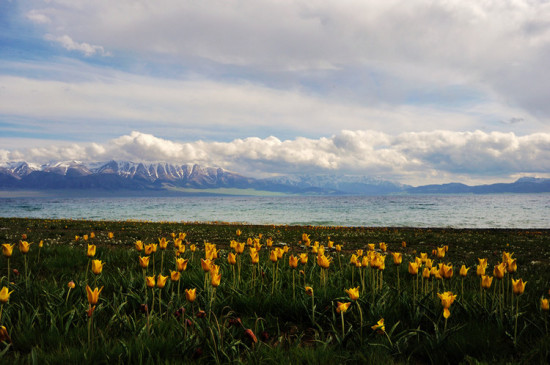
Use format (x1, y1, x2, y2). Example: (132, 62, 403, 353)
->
(0, 194, 548, 228)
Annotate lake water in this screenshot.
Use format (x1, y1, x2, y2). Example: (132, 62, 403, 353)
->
(0, 194, 548, 228)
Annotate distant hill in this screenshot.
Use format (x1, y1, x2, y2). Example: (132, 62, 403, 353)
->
(1, 160, 550, 195)
(405, 177, 550, 194)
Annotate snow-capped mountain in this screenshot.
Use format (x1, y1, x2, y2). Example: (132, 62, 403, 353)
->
(0, 160, 254, 191)
(2, 160, 548, 195)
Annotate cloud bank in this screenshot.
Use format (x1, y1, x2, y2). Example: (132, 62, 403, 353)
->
(2, 130, 550, 185)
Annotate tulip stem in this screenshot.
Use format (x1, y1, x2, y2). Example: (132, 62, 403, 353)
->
(24, 255, 28, 289)
(340, 310, 345, 340)
(158, 288, 162, 318)
(6, 258, 9, 286)
(85, 258, 90, 285)
(357, 301, 363, 342)
(292, 269, 296, 301)
(151, 288, 155, 315)
(271, 262, 276, 295)
(514, 296, 519, 345)
(237, 255, 241, 285)
(396, 266, 400, 293)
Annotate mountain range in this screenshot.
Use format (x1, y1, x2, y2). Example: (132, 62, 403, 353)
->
(1, 160, 549, 196)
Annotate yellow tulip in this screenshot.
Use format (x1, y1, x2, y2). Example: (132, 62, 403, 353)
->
(170, 270, 180, 282)
(146, 276, 156, 288)
(317, 254, 331, 269)
(437, 291, 457, 318)
(408, 262, 419, 275)
(367, 243, 375, 251)
(481, 275, 493, 289)
(156, 274, 168, 288)
(211, 272, 221, 287)
(379, 242, 387, 252)
(176, 258, 188, 272)
(336, 301, 351, 314)
(0, 326, 11, 343)
(305, 286, 314, 297)
(289, 255, 298, 269)
(440, 263, 453, 279)
(541, 298, 549, 311)
(391, 252, 402, 265)
(436, 247, 446, 258)
(91, 259, 105, 275)
(507, 259, 517, 273)
(345, 287, 360, 301)
(401, 241, 407, 248)
(0, 287, 14, 303)
(158, 237, 168, 250)
(511, 278, 526, 295)
(85, 285, 103, 305)
(178, 245, 186, 255)
(38, 240, 43, 248)
(68, 281, 76, 289)
(90, 232, 95, 239)
(250, 250, 259, 264)
(135, 240, 143, 251)
(144, 244, 154, 255)
(17, 241, 30, 254)
(269, 250, 278, 263)
(493, 263, 506, 279)
(185, 288, 197, 303)
(478, 258, 488, 269)
(190, 244, 196, 252)
(422, 267, 431, 279)
(227, 252, 237, 265)
(335, 244, 342, 252)
(87, 244, 96, 257)
(350, 254, 358, 266)
(476, 264, 486, 276)
(234, 242, 245, 254)
(299, 253, 308, 265)
(371, 318, 385, 333)
(1, 244, 14, 258)
(236, 229, 241, 236)
(357, 249, 364, 257)
(459, 265, 469, 277)
(502, 251, 514, 262)
(201, 259, 212, 272)
(139, 256, 150, 268)
(83, 234, 89, 241)
(108, 232, 114, 239)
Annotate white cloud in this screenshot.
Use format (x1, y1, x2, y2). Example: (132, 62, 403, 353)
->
(44, 34, 109, 57)
(21, 0, 550, 118)
(0, 63, 542, 142)
(26, 10, 51, 24)
(2, 130, 550, 185)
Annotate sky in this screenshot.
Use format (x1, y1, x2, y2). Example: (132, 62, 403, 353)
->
(1, 0, 550, 186)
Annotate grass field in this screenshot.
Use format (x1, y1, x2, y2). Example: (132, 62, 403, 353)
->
(0, 217, 549, 364)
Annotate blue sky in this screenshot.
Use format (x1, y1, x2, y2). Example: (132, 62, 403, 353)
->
(1, 0, 550, 185)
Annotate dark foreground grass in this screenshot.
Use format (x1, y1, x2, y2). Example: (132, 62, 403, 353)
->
(0, 217, 549, 364)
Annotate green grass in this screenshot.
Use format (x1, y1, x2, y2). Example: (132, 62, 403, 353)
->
(0, 217, 549, 364)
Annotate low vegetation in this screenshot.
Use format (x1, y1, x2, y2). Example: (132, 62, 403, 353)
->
(0, 217, 549, 364)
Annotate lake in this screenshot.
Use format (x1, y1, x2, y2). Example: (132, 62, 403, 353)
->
(0, 193, 548, 228)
